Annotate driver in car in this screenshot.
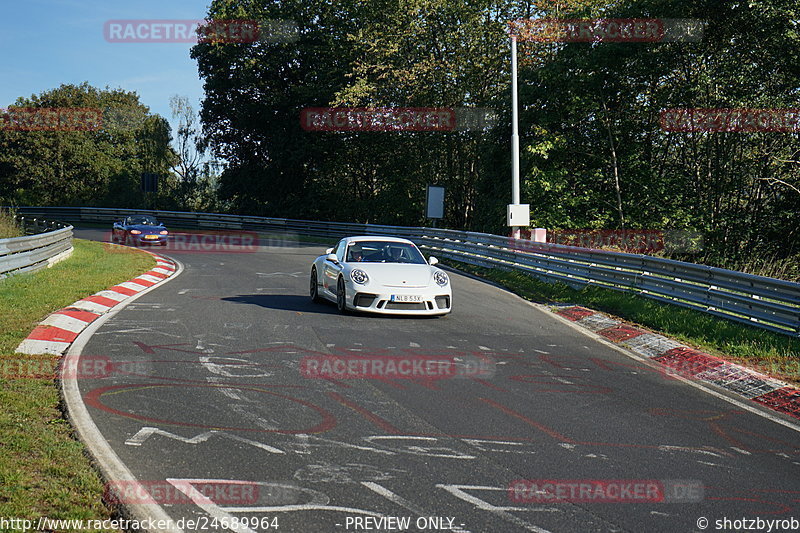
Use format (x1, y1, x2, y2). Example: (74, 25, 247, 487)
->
(388, 247, 404, 262)
(349, 247, 363, 262)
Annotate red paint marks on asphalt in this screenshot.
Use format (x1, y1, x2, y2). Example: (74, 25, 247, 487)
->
(55, 308, 101, 323)
(108, 285, 139, 296)
(479, 397, 577, 443)
(81, 294, 121, 308)
(84, 383, 337, 433)
(598, 324, 647, 342)
(555, 306, 595, 321)
(471, 377, 508, 392)
(654, 347, 725, 378)
(26, 325, 78, 343)
(133, 342, 206, 355)
(327, 391, 402, 434)
(753, 388, 800, 420)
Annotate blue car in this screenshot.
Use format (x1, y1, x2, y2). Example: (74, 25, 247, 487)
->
(112, 215, 169, 246)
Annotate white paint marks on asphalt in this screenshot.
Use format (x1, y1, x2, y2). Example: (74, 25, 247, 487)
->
(362, 482, 471, 533)
(478, 346, 490, 351)
(409, 342, 421, 348)
(257, 271, 304, 278)
(730, 447, 752, 455)
(533, 350, 549, 354)
(657, 445, 722, 457)
(460, 439, 534, 455)
(125, 427, 285, 454)
(166, 478, 258, 533)
(436, 485, 554, 533)
(295, 464, 404, 484)
(363, 436, 476, 460)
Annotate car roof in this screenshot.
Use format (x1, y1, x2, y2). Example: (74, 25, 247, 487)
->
(343, 236, 415, 245)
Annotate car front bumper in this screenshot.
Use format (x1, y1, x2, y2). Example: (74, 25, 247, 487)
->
(349, 287, 452, 315)
(132, 235, 168, 245)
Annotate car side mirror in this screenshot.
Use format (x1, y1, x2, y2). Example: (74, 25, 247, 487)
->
(326, 253, 339, 263)
(325, 248, 333, 254)
(428, 256, 439, 266)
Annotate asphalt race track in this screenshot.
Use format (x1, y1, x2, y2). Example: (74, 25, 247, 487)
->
(71, 228, 800, 533)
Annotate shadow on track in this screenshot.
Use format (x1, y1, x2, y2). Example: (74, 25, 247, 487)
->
(222, 294, 340, 314)
(222, 294, 443, 320)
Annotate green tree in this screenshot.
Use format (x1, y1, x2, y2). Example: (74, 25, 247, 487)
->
(0, 82, 174, 208)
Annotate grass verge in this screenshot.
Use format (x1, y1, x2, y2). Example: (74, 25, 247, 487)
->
(0, 239, 155, 526)
(449, 260, 800, 384)
(0, 209, 22, 239)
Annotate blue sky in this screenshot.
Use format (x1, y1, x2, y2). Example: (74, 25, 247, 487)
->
(0, 0, 210, 134)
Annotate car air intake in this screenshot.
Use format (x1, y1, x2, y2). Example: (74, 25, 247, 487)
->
(354, 294, 377, 307)
(435, 296, 450, 309)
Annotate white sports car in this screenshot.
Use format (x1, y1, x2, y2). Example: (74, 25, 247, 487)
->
(310, 236, 452, 316)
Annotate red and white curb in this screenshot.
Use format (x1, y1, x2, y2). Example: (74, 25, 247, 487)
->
(553, 304, 800, 421)
(16, 253, 177, 355)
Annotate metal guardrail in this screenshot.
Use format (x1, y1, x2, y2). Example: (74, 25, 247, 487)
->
(0, 215, 73, 279)
(12, 206, 800, 337)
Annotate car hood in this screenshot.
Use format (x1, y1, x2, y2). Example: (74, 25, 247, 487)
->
(352, 263, 434, 287)
(126, 225, 165, 233)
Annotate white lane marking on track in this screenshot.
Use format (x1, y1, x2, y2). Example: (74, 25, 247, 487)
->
(657, 445, 721, 457)
(435, 485, 554, 533)
(256, 271, 304, 278)
(409, 342, 421, 348)
(166, 479, 257, 533)
(176, 480, 384, 518)
(125, 427, 285, 453)
(362, 482, 471, 533)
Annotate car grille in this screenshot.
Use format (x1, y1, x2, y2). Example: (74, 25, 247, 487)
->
(383, 301, 428, 311)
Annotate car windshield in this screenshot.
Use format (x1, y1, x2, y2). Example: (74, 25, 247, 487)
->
(347, 241, 426, 264)
(127, 216, 159, 226)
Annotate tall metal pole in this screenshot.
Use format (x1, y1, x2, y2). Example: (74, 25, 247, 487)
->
(509, 34, 523, 239)
(511, 35, 520, 205)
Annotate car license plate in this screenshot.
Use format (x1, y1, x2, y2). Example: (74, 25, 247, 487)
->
(144, 235, 158, 240)
(391, 295, 422, 302)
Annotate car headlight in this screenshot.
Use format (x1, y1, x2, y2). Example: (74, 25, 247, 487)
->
(434, 270, 449, 286)
(350, 269, 369, 284)
(130, 230, 142, 235)
(159, 230, 169, 235)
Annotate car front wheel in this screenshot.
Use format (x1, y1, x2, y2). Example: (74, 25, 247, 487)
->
(336, 276, 348, 314)
(310, 267, 322, 303)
